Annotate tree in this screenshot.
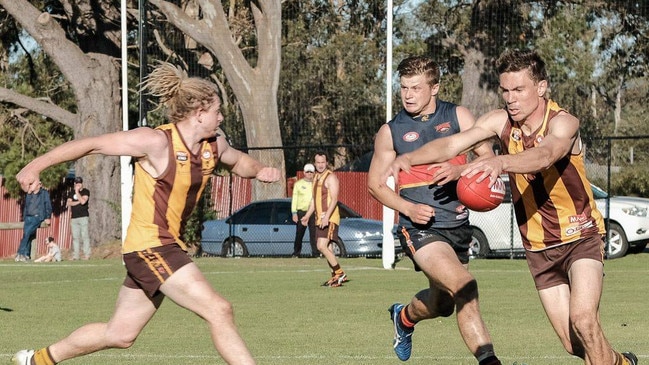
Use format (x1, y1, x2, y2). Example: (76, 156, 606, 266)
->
(0, 0, 123, 245)
(146, 0, 285, 199)
(395, 1, 533, 117)
(279, 0, 387, 171)
(399, 0, 649, 196)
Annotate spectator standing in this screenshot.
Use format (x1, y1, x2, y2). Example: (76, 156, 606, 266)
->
(291, 163, 317, 257)
(67, 176, 91, 260)
(302, 152, 348, 287)
(15, 181, 52, 262)
(34, 237, 62, 263)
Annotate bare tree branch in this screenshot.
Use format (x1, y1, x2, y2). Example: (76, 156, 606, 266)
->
(0, 87, 77, 127)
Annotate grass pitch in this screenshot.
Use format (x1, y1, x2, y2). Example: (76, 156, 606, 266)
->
(1, 254, 647, 364)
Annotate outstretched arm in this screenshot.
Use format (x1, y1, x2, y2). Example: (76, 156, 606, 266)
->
(216, 133, 281, 183)
(425, 106, 496, 186)
(382, 109, 502, 184)
(462, 111, 580, 184)
(17, 127, 168, 193)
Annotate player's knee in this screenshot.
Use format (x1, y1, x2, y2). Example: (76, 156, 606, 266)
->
(569, 310, 598, 336)
(205, 298, 235, 321)
(436, 301, 455, 317)
(107, 332, 138, 349)
(453, 279, 479, 304)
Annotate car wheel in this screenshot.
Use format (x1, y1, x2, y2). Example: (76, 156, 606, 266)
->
(469, 228, 490, 259)
(605, 222, 628, 259)
(627, 243, 647, 254)
(220, 237, 249, 258)
(329, 240, 347, 258)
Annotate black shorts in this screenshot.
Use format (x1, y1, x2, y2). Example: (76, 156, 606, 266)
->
(122, 243, 193, 297)
(398, 224, 472, 271)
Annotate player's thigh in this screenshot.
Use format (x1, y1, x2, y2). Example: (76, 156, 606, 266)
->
(160, 263, 231, 319)
(414, 241, 474, 294)
(568, 258, 604, 313)
(106, 285, 161, 338)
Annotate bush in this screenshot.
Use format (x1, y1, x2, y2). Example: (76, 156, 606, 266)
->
(611, 166, 649, 197)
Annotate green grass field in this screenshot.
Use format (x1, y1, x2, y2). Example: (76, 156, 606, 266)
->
(1, 254, 647, 364)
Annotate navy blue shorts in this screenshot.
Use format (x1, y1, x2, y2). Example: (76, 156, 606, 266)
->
(398, 224, 472, 271)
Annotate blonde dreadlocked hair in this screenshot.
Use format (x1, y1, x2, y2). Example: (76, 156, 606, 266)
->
(141, 62, 220, 124)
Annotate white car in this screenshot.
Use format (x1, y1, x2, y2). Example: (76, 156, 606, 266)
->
(468, 176, 649, 259)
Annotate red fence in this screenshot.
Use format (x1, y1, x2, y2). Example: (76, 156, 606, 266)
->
(0, 176, 72, 258)
(1, 172, 385, 258)
(210, 171, 384, 220)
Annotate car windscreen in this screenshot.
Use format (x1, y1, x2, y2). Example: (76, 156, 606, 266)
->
(590, 184, 609, 199)
(338, 202, 362, 219)
(231, 203, 273, 224)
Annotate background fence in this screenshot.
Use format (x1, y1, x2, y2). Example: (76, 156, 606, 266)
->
(2, 1, 648, 258)
(3, 135, 647, 259)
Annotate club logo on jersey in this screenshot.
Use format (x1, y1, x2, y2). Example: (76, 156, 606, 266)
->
(511, 129, 522, 141)
(568, 213, 588, 224)
(565, 219, 594, 236)
(403, 132, 419, 142)
(435, 122, 451, 133)
(176, 151, 188, 162)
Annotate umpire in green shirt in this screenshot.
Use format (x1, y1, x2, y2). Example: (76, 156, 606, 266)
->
(291, 163, 317, 257)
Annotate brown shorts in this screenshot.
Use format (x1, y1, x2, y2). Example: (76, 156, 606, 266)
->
(315, 222, 339, 242)
(122, 243, 193, 297)
(526, 235, 605, 290)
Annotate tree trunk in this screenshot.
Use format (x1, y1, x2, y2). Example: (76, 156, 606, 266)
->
(460, 48, 501, 117)
(614, 74, 624, 136)
(239, 85, 286, 200)
(73, 56, 123, 245)
(150, 0, 286, 199)
(0, 0, 123, 246)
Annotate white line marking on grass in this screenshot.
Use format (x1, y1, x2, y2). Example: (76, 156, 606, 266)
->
(0, 352, 605, 362)
(200, 265, 411, 276)
(0, 263, 114, 268)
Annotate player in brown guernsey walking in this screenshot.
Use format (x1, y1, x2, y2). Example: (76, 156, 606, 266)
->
(13, 62, 280, 365)
(384, 50, 637, 365)
(302, 152, 348, 287)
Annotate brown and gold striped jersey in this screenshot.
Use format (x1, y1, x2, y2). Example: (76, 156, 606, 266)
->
(500, 99, 605, 251)
(123, 124, 217, 253)
(313, 169, 340, 226)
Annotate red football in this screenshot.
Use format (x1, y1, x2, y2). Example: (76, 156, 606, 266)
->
(456, 174, 506, 212)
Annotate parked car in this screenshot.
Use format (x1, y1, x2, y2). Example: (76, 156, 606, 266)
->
(201, 198, 401, 258)
(468, 176, 649, 259)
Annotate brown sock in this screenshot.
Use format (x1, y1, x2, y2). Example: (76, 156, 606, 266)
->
(33, 347, 56, 365)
